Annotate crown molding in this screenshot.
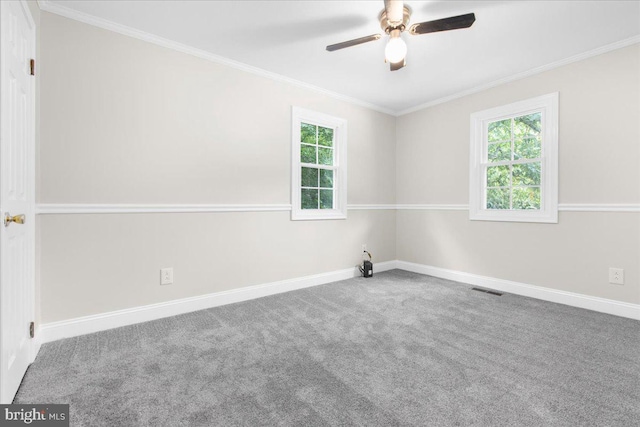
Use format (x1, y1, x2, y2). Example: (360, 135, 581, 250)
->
(396, 35, 640, 116)
(37, 1, 640, 117)
(36, 0, 396, 116)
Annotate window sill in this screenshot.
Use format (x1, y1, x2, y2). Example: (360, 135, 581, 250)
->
(469, 209, 558, 223)
(291, 209, 347, 221)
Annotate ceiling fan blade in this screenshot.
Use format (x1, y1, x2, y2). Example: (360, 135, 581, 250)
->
(390, 59, 406, 71)
(384, 0, 404, 27)
(409, 13, 476, 35)
(326, 34, 382, 52)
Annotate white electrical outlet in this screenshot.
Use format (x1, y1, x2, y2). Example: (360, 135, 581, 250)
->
(362, 244, 367, 253)
(160, 268, 173, 285)
(609, 268, 624, 285)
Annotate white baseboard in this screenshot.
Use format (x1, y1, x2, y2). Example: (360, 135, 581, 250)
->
(396, 261, 640, 321)
(38, 261, 398, 343)
(38, 259, 637, 344)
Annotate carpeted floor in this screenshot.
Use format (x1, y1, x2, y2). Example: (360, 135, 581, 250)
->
(15, 270, 640, 426)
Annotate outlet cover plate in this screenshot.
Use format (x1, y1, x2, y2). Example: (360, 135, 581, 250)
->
(160, 268, 173, 285)
(609, 268, 624, 285)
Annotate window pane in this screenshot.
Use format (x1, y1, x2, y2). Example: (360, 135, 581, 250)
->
(320, 189, 333, 209)
(318, 127, 333, 147)
(514, 137, 541, 160)
(512, 162, 540, 186)
(514, 113, 541, 138)
(318, 147, 333, 165)
(488, 119, 511, 142)
(488, 141, 511, 162)
(486, 165, 510, 187)
(319, 169, 333, 188)
(512, 186, 541, 210)
(486, 188, 510, 210)
(301, 189, 318, 209)
(301, 123, 316, 144)
(301, 145, 316, 164)
(301, 167, 318, 188)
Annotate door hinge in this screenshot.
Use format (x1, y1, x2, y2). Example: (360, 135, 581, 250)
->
(29, 321, 35, 338)
(30, 59, 35, 76)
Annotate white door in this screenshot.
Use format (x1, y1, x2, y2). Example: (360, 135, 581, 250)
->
(0, 0, 35, 404)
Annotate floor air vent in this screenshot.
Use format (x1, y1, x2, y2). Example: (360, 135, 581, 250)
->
(471, 287, 503, 296)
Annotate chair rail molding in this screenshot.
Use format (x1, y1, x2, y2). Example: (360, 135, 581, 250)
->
(36, 204, 293, 214)
(35, 203, 640, 214)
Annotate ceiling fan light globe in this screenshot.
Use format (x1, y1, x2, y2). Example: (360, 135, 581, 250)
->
(385, 37, 407, 63)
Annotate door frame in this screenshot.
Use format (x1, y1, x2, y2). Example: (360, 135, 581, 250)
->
(0, 0, 37, 404)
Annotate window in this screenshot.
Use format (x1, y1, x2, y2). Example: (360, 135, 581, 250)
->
(470, 93, 558, 223)
(291, 107, 347, 220)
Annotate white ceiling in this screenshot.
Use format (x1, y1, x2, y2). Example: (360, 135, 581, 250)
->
(43, 1, 640, 114)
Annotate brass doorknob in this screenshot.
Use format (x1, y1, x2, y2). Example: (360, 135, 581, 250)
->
(4, 213, 25, 227)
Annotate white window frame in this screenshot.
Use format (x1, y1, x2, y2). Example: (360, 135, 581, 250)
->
(469, 92, 559, 223)
(291, 106, 347, 220)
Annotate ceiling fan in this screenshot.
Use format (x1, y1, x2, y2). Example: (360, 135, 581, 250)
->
(326, 0, 476, 71)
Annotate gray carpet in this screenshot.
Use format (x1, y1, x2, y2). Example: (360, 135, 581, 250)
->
(14, 270, 640, 426)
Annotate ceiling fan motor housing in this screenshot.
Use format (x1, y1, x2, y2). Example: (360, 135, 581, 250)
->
(379, 5, 412, 33)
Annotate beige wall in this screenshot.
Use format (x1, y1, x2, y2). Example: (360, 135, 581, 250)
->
(38, 13, 396, 323)
(40, 14, 396, 205)
(396, 44, 640, 304)
(37, 10, 639, 324)
(41, 210, 396, 322)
